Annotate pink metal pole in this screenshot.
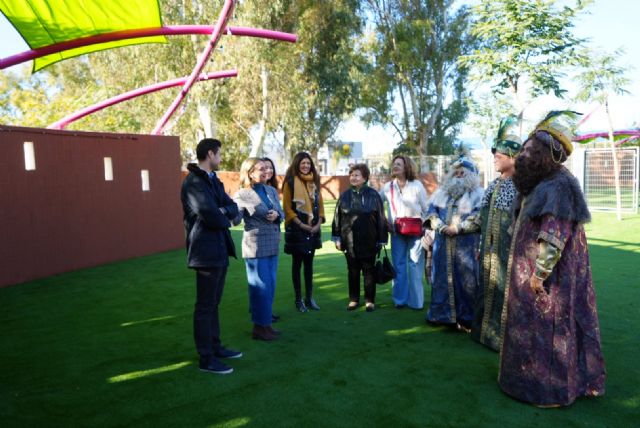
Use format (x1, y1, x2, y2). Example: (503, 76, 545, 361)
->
(0, 26, 297, 70)
(226, 26, 297, 43)
(574, 130, 640, 142)
(47, 70, 237, 130)
(152, 0, 235, 135)
(576, 105, 601, 128)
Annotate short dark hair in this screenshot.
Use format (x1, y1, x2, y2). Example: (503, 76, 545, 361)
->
(349, 163, 370, 181)
(196, 138, 222, 161)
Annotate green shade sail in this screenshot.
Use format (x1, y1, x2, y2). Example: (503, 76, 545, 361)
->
(0, 0, 166, 71)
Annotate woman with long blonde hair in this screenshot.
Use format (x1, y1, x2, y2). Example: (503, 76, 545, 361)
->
(234, 158, 284, 340)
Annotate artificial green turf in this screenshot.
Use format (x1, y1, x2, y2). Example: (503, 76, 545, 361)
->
(1, 204, 639, 427)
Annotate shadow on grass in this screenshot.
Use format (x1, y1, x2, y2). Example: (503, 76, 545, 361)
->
(0, 232, 638, 426)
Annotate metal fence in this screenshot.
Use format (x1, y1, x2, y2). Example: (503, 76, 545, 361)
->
(583, 147, 639, 213)
(367, 152, 493, 190)
(363, 148, 639, 214)
(409, 153, 493, 186)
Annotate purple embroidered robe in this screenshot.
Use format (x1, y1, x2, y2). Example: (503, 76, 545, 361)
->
(498, 168, 606, 406)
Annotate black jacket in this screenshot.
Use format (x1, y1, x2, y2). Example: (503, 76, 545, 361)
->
(332, 185, 387, 259)
(283, 179, 323, 255)
(181, 164, 238, 268)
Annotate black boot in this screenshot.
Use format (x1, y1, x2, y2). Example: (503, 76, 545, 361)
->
(305, 297, 320, 311)
(305, 279, 320, 310)
(295, 299, 308, 313)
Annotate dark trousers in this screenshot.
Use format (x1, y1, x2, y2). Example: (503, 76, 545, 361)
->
(194, 267, 227, 363)
(345, 254, 376, 304)
(292, 252, 314, 301)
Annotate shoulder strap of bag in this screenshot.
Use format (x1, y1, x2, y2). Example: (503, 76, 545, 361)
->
(377, 245, 388, 260)
(390, 181, 397, 217)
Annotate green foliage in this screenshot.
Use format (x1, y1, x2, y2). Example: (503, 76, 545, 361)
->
(574, 48, 632, 104)
(461, 0, 591, 106)
(361, 0, 474, 156)
(1, 0, 363, 168)
(466, 91, 518, 149)
(0, 64, 86, 127)
(279, 0, 364, 157)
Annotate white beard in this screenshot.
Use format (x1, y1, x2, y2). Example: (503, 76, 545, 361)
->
(445, 178, 466, 199)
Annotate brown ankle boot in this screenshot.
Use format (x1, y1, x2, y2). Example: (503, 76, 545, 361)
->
(252, 324, 276, 341)
(267, 325, 281, 336)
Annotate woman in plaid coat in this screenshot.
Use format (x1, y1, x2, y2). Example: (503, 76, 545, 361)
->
(234, 158, 285, 341)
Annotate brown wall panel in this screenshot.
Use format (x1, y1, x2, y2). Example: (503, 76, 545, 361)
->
(185, 171, 352, 201)
(0, 125, 184, 288)
(189, 170, 438, 200)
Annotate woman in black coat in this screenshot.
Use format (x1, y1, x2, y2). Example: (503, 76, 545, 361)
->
(282, 152, 325, 312)
(332, 164, 387, 312)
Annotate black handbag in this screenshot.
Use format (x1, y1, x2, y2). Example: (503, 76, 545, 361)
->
(374, 246, 396, 284)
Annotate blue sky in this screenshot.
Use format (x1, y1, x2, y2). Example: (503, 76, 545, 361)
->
(1, 1, 638, 153)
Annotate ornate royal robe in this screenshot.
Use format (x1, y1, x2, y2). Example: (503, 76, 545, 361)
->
(470, 177, 518, 351)
(499, 167, 606, 406)
(425, 187, 483, 325)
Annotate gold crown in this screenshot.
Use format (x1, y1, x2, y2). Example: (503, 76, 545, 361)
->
(530, 111, 581, 156)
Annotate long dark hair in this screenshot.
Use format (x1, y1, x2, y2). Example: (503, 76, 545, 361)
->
(261, 157, 279, 188)
(513, 132, 565, 195)
(283, 152, 320, 190)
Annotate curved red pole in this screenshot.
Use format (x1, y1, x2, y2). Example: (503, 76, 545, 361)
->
(152, 0, 235, 135)
(0, 25, 297, 70)
(47, 70, 237, 130)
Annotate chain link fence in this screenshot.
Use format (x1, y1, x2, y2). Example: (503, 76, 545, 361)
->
(582, 147, 639, 213)
(361, 148, 639, 214)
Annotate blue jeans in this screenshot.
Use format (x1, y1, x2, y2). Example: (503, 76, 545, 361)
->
(245, 255, 278, 326)
(391, 233, 425, 309)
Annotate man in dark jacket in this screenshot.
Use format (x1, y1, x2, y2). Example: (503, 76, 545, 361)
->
(181, 138, 241, 374)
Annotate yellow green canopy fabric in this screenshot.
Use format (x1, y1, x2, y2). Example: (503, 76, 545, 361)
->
(0, 0, 166, 71)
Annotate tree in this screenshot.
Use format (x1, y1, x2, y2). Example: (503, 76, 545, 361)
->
(460, 0, 591, 119)
(278, 0, 364, 159)
(466, 90, 517, 185)
(361, 0, 474, 157)
(575, 48, 632, 220)
(1, 1, 282, 169)
(217, 0, 302, 159)
(0, 63, 92, 127)
(2, 1, 366, 169)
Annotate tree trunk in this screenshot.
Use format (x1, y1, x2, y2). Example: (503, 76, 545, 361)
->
(397, 82, 410, 144)
(424, 77, 444, 157)
(250, 65, 270, 157)
(197, 103, 214, 138)
(404, 77, 423, 157)
(605, 98, 623, 221)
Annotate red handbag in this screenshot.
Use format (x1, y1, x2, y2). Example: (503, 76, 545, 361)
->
(394, 217, 422, 236)
(390, 183, 423, 237)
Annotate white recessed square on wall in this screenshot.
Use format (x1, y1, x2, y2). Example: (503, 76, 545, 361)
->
(104, 157, 113, 181)
(23, 142, 36, 171)
(141, 170, 150, 191)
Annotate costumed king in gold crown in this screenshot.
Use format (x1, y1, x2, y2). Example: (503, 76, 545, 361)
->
(498, 111, 606, 407)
